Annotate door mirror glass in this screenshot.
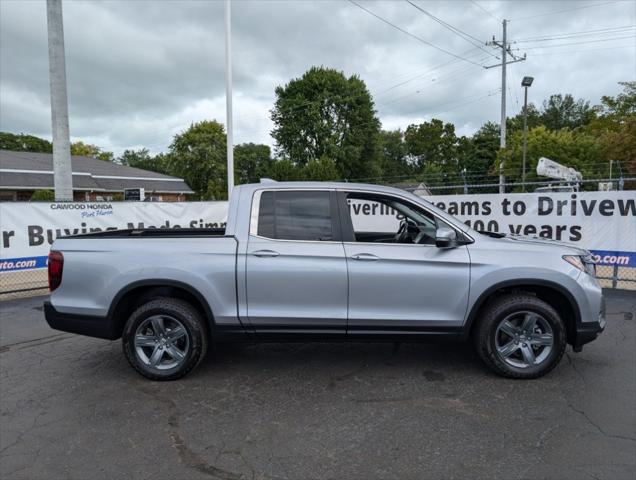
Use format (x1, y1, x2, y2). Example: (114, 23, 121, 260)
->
(435, 227, 457, 248)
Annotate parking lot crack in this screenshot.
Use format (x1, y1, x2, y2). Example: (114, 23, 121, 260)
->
(135, 385, 245, 479)
(535, 423, 560, 448)
(565, 398, 636, 443)
(0, 333, 72, 353)
(170, 431, 243, 480)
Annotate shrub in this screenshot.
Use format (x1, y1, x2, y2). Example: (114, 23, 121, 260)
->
(30, 189, 55, 201)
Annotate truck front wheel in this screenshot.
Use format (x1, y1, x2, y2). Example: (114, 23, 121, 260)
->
(122, 297, 208, 381)
(473, 294, 567, 379)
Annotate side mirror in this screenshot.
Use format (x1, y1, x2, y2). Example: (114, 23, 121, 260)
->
(435, 226, 457, 248)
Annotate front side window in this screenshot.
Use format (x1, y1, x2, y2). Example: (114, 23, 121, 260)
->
(256, 190, 333, 241)
(345, 193, 438, 245)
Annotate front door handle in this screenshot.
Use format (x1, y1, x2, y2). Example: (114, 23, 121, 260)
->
(252, 249, 280, 258)
(351, 253, 379, 261)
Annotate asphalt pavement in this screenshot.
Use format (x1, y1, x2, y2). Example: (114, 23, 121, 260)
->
(1, 290, 634, 480)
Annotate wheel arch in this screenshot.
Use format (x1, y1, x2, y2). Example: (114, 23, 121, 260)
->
(107, 279, 215, 339)
(465, 279, 581, 345)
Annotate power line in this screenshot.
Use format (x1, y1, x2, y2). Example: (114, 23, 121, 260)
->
(347, 0, 484, 66)
(378, 61, 489, 107)
(517, 35, 636, 50)
(380, 82, 494, 112)
(369, 50, 482, 93)
(321, 88, 501, 135)
(373, 50, 478, 97)
(514, 25, 635, 43)
(525, 44, 635, 56)
(381, 88, 501, 119)
(373, 49, 480, 97)
(405, 0, 498, 59)
(469, 0, 501, 23)
(510, 1, 620, 22)
(231, 53, 486, 125)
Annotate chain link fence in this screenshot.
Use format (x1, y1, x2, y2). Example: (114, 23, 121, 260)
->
(0, 268, 48, 300)
(596, 265, 636, 290)
(399, 177, 636, 195)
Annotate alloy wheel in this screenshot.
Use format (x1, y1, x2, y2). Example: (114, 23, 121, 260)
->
(494, 311, 554, 369)
(134, 315, 190, 370)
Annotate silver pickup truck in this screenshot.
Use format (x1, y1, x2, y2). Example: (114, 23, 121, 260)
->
(45, 181, 605, 380)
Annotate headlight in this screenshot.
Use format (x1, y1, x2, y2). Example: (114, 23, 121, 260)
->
(563, 255, 596, 276)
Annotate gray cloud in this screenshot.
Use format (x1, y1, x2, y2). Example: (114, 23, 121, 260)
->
(1, 0, 634, 155)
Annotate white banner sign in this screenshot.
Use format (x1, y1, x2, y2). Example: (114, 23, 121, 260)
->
(0, 201, 228, 271)
(1, 191, 634, 272)
(428, 191, 636, 267)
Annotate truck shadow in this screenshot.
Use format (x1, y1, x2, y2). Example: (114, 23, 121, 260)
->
(194, 340, 486, 380)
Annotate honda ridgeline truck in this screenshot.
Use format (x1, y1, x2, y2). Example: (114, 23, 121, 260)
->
(45, 182, 605, 380)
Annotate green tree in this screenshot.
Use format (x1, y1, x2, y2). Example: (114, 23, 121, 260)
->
(595, 81, 636, 118)
(30, 189, 55, 201)
(498, 125, 602, 190)
(234, 143, 273, 184)
(506, 103, 541, 134)
(167, 120, 227, 200)
(539, 94, 595, 131)
(271, 66, 381, 180)
(0, 132, 52, 152)
(267, 159, 301, 181)
(300, 157, 340, 181)
(378, 130, 411, 180)
(586, 81, 636, 178)
(404, 119, 460, 179)
(459, 121, 500, 190)
(119, 148, 169, 174)
(71, 141, 114, 161)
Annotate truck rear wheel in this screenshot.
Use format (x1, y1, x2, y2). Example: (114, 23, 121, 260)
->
(122, 297, 208, 381)
(473, 294, 567, 379)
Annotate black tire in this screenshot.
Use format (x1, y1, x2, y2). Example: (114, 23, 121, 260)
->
(122, 297, 208, 381)
(473, 294, 567, 379)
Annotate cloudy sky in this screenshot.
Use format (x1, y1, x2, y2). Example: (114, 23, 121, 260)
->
(1, 0, 634, 156)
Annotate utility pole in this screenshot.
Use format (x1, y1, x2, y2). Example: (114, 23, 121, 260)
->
(225, 0, 234, 198)
(486, 19, 526, 194)
(46, 0, 73, 201)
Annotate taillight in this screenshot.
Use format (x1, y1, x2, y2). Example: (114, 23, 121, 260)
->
(48, 251, 64, 291)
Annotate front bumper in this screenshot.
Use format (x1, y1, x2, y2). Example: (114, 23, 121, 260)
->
(572, 296, 606, 352)
(44, 301, 118, 340)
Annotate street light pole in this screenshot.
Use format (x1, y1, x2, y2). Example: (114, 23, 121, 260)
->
(521, 76, 534, 192)
(225, 0, 234, 198)
(46, 0, 73, 201)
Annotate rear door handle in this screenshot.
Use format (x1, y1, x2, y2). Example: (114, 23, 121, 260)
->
(351, 253, 379, 261)
(252, 249, 280, 258)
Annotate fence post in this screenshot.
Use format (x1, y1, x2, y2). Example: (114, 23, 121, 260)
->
(612, 264, 619, 289)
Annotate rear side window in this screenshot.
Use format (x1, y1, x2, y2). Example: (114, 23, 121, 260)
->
(257, 191, 333, 241)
